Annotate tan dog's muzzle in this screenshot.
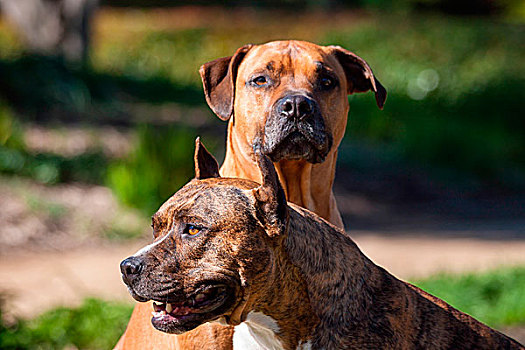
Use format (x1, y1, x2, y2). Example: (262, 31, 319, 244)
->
(264, 93, 332, 163)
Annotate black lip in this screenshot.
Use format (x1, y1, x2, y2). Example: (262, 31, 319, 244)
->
(150, 285, 236, 334)
(264, 130, 331, 164)
(126, 287, 150, 302)
(150, 284, 227, 305)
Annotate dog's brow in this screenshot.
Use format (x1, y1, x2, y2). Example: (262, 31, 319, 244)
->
(315, 61, 333, 73)
(172, 193, 201, 212)
(266, 61, 275, 71)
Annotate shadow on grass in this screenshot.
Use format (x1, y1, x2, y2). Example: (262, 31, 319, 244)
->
(344, 80, 525, 190)
(0, 146, 109, 184)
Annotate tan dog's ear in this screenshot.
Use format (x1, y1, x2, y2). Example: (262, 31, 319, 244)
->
(329, 45, 387, 109)
(194, 137, 220, 179)
(199, 45, 253, 121)
(251, 141, 288, 237)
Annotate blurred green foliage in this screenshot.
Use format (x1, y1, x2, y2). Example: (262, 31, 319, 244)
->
(0, 150, 109, 185)
(0, 100, 203, 214)
(0, 55, 204, 123)
(324, 16, 525, 187)
(107, 125, 203, 215)
(0, 102, 108, 184)
(415, 266, 525, 327)
(96, 28, 209, 90)
(0, 9, 524, 212)
(0, 299, 132, 350)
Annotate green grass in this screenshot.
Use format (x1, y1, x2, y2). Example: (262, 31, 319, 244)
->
(413, 266, 525, 327)
(0, 266, 523, 349)
(0, 299, 133, 350)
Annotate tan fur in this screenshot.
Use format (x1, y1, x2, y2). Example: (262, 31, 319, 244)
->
(116, 40, 386, 349)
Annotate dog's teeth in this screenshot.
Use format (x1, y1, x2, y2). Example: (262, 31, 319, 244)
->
(165, 303, 173, 313)
(195, 293, 206, 302)
(153, 301, 163, 306)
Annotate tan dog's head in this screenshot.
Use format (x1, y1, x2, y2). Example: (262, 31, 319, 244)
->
(120, 138, 288, 334)
(200, 40, 386, 163)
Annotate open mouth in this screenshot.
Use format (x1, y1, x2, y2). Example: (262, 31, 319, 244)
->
(149, 285, 231, 334)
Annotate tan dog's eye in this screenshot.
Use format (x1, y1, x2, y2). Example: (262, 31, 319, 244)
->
(183, 224, 201, 237)
(320, 77, 335, 89)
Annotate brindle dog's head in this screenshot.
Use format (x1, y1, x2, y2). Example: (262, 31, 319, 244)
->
(120, 138, 287, 334)
(200, 40, 386, 163)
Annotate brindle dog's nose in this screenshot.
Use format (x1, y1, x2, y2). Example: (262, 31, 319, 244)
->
(120, 256, 143, 283)
(278, 95, 315, 121)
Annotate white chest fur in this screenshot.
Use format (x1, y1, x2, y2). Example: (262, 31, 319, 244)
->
(233, 312, 284, 350)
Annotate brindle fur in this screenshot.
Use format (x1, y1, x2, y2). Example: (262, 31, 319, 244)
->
(121, 141, 523, 350)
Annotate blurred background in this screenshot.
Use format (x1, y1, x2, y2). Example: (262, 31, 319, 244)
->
(0, 0, 524, 348)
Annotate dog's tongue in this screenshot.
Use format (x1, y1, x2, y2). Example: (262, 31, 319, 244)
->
(169, 305, 192, 315)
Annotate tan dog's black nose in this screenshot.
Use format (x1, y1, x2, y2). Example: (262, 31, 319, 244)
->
(278, 95, 315, 121)
(120, 257, 143, 283)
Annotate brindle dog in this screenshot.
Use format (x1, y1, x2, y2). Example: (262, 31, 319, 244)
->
(120, 139, 523, 350)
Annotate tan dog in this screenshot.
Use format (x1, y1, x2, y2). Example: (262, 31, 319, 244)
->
(115, 40, 386, 349)
(204, 40, 386, 228)
(120, 141, 523, 350)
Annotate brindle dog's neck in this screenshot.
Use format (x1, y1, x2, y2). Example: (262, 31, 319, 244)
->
(243, 205, 384, 349)
(221, 123, 343, 228)
(238, 235, 318, 349)
(250, 205, 523, 349)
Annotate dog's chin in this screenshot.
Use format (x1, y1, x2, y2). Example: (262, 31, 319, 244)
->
(146, 284, 237, 335)
(126, 288, 150, 302)
(265, 131, 331, 164)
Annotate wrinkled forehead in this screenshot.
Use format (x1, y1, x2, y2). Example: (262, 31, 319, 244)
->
(238, 40, 340, 77)
(156, 179, 257, 220)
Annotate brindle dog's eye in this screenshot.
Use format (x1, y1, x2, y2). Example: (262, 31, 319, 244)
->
(183, 224, 201, 237)
(251, 76, 268, 86)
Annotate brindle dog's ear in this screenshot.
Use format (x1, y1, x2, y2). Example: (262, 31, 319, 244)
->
(199, 44, 253, 121)
(252, 141, 288, 237)
(194, 137, 220, 179)
(329, 45, 387, 110)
